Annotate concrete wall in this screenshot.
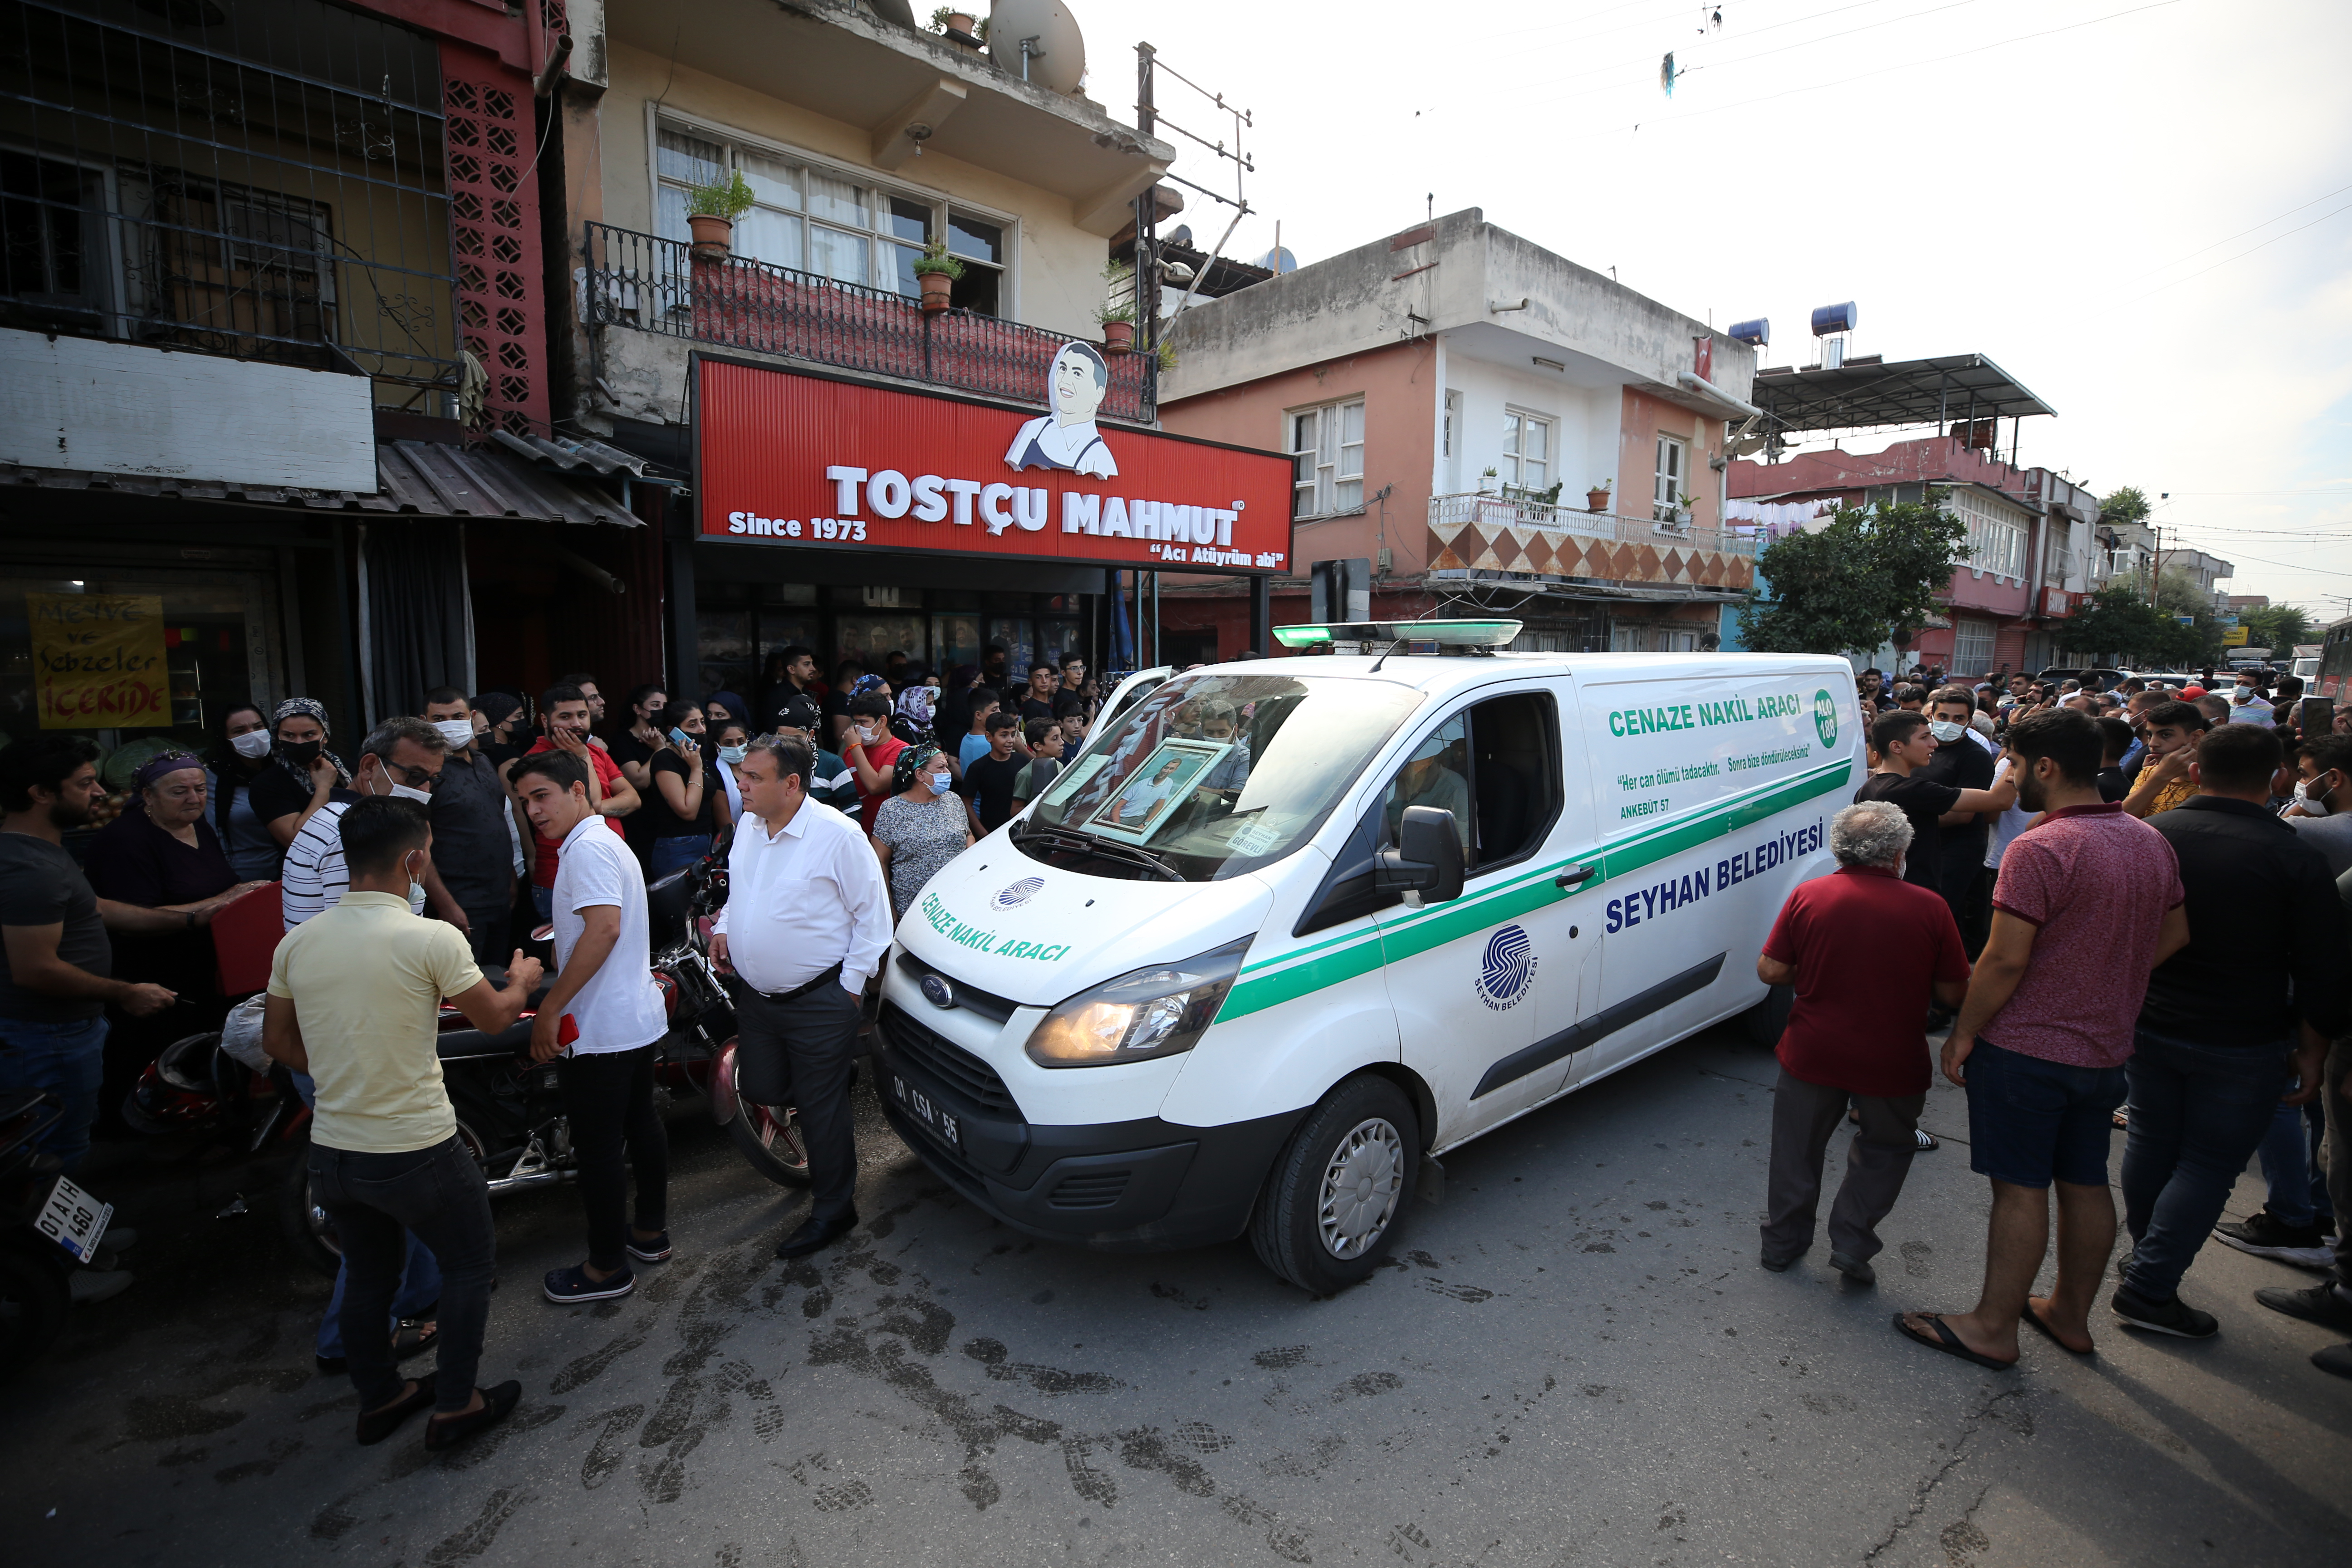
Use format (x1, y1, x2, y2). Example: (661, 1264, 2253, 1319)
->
(600, 41, 1110, 342)
(1445, 358, 1618, 506)
(1156, 339, 1436, 574)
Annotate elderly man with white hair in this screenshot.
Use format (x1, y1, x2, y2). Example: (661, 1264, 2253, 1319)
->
(1754, 801, 1973, 1284)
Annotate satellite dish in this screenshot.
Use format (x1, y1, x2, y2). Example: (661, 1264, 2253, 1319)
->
(1165, 224, 1194, 248)
(1253, 246, 1298, 275)
(987, 0, 1086, 94)
(1727, 435, 1767, 456)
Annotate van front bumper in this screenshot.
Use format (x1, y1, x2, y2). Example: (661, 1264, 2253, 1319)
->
(872, 1002, 1304, 1251)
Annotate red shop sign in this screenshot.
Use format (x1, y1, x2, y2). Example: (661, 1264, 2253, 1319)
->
(694, 355, 1294, 574)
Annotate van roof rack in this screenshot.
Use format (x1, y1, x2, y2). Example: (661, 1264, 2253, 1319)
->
(1272, 619, 1523, 656)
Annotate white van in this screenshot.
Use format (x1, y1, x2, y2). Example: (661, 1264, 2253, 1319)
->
(873, 621, 1858, 1292)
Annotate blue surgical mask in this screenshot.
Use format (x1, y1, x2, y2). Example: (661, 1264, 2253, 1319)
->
(926, 770, 952, 796)
(719, 745, 747, 765)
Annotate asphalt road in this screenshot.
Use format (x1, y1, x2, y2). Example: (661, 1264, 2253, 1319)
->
(5, 1024, 2346, 1568)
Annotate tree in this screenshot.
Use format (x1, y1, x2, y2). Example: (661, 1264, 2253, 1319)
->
(2099, 485, 2151, 529)
(1738, 500, 1968, 656)
(2240, 603, 2312, 652)
(2064, 586, 2201, 665)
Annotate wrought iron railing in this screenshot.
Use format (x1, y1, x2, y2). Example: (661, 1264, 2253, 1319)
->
(584, 221, 1156, 423)
(1429, 491, 1757, 558)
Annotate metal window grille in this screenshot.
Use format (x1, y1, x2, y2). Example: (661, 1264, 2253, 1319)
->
(0, 0, 459, 409)
(584, 220, 1155, 423)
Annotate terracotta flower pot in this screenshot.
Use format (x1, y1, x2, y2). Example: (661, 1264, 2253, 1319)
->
(1101, 319, 1135, 354)
(687, 213, 732, 258)
(918, 270, 954, 313)
(945, 11, 975, 33)
(1586, 489, 1612, 513)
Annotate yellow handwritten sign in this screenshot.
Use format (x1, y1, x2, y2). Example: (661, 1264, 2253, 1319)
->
(29, 593, 170, 730)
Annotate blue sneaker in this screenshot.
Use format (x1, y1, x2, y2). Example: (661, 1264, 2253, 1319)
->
(543, 1263, 634, 1303)
(626, 1230, 672, 1263)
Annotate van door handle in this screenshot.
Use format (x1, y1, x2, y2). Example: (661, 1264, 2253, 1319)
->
(1554, 865, 1597, 890)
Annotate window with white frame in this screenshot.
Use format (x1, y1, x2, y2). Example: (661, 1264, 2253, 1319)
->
(1289, 398, 1365, 519)
(1944, 486, 2027, 580)
(655, 124, 1008, 312)
(1500, 408, 1553, 495)
(1953, 618, 1995, 670)
(1653, 434, 1687, 519)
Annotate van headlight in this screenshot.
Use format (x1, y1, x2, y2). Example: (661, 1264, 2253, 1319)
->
(1023, 938, 1252, 1068)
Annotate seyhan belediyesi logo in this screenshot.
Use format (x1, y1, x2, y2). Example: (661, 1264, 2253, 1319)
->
(1473, 924, 1538, 1011)
(990, 876, 1046, 911)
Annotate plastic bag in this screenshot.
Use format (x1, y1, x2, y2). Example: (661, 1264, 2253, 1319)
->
(219, 992, 272, 1074)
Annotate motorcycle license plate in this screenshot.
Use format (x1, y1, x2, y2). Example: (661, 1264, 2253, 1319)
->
(891, 1074, 960, 1152)
(35, 1175, 113, 1263)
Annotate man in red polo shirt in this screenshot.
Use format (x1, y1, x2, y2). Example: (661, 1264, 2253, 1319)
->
(505, 684, 639, 923)
(1757, 801, 1972, 1284)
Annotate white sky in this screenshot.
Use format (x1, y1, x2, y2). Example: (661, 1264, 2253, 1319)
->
(1066, 0, 2352, 622)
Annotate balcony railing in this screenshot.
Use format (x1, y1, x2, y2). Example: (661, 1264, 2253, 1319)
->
(1429, 492, 1758, 558)
(585, 222, 1156, 423)
(1427, 491, 1758, 594)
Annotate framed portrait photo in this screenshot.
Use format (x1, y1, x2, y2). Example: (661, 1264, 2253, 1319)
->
(1081, 736, 1230, 844)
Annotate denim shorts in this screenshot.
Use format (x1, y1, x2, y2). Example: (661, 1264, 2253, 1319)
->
(1964, 1037, 2128, 1189)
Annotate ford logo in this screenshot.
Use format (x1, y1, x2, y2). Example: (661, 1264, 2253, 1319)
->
(920, 974, 956, 1009)
(990, 876, 1045, 911)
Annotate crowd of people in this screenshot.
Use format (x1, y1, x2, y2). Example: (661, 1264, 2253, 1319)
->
(1761, 664, 2352, 1385)
(0, 642, 1106, 1447)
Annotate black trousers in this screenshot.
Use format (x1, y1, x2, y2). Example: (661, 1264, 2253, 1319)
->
(733, 981, 862, 1223)
(1761, 1068, 1925, 1265)
(456, 898, 510, 966)
(555, 1044, 669, 1271)
(309, 1135, 497, 1414)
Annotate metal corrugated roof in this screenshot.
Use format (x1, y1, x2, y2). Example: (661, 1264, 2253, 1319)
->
(489, 428, 656, 477)
(0, 440, 638, 526)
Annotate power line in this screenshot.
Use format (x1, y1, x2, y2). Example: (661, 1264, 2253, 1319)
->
(2131, 178, 2352, 279)
(2131, 197, 2352, 299)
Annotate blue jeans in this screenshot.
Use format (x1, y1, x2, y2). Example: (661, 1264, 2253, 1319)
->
(529, 883, 552, 922)
(0, 1014, 109, 1175)
(294, 1073, 441, 1358)
(1962, 1038, 2127, 1189)
(2254, 1091, 2329, 1230)
(2121, 1029, 2291, 1301)
(648, 834, 710, 880)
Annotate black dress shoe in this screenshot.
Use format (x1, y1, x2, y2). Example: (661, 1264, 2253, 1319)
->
(423, 1380, 523, 1452)
(775, 1208, 858, 1260)
(355, 1372, 436, 1446)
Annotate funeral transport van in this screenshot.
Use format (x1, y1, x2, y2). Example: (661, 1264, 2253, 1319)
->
(873, 621, 1858, 1291)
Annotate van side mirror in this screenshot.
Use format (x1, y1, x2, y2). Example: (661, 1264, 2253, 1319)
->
(1376, 805, 1465, 904)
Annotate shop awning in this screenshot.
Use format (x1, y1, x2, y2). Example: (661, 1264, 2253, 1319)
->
(0, 439, 637, 526)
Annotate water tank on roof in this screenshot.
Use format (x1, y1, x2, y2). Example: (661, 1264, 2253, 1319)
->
(988, 1, 1087, 94)
(1253, 246, 1298, 275)
(1810, 301, 1858, 336)
(1729, 318, 1769, 347)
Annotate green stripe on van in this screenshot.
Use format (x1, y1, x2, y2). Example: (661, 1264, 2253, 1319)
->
(1219, 757, 1852, 1021)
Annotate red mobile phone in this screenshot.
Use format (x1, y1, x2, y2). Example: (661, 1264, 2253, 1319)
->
(558, 1013, 580, 1046)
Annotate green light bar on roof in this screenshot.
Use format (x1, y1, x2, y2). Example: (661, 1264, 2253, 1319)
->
(1271, 619, 1524, 650)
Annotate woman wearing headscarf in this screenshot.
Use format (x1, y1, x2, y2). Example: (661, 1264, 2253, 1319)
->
(246, 697, 354, 848)
(935, 664, 984, 760)
(205, 701, 286, 880)
(895, 679, 939, 743)
(701, 689, 754, 737)
(868, 744, 972, 922)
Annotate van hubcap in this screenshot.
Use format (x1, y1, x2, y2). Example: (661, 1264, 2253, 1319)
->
(1318, 1117, 1404, 1259)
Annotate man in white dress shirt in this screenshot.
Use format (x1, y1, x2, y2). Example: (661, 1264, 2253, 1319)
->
(712, 732, 892, 1259)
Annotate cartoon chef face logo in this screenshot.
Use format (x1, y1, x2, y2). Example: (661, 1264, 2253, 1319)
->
(1005, 342, 1119, 479)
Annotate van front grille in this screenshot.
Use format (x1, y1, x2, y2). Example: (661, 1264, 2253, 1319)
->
(880, 1004, 1020, 1117)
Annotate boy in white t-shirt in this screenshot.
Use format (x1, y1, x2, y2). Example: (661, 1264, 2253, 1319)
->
(511, 751, 672, 1303)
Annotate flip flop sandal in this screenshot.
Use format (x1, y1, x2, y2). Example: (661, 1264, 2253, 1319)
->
(2112, 1109, 2130, 1130)
(2021, 1301, 2094, 1356)
(1913, 1128, 1940, 1152)
(391, 1318, 439, 1360)
(1894, 1312, 2017, 1371)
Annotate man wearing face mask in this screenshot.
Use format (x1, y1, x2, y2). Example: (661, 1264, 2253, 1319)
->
(421, 688, 517, 965)
(1920, 686, 1999, 942)
(2280, 736, 2352, 872)
(841, 693, 906, 833)
(282, 718, 448, 931)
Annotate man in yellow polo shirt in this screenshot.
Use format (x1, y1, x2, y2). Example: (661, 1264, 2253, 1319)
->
(264, 797, 541, 1452)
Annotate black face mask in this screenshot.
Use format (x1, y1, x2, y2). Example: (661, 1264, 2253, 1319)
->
(280, 739, 323, 766)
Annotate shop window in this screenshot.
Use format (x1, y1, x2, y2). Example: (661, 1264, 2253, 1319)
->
(947, 209, 1004, 316)
(1289, 397, 1364, 519)
(931, 612, 980, 673)
(1953, 618, 1996, 671)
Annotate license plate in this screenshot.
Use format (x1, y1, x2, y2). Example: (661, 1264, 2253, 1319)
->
(34, 1174, 113, 1264)
(891, 1073, 960, 1152)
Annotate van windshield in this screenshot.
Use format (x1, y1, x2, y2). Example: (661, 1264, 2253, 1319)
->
(1016, 672, 1422, 882)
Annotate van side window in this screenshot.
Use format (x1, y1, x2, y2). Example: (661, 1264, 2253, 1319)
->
(1379, 691, 1560, 872)
(1296, 689, 1564, 935)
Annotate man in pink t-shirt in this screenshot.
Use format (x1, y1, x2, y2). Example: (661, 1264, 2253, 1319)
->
(1897, 710, 2187, 1372)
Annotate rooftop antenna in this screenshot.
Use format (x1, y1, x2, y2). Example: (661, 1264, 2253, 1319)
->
(1138, 44, 1259, 323)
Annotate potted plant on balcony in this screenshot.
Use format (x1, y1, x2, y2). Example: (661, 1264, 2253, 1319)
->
(1669, 491, 1696, 529)
(930, 8, 977, 35)
(1586, 478, 1612, 513)
(1097, 259, 1138, 353)
(913, 239, 963, 313)
(685, 169, 755, 258)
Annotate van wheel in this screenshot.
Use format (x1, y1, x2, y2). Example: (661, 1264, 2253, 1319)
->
(1743, 984, 1793, 1049)
(1250, 1074, 1418, 1295)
